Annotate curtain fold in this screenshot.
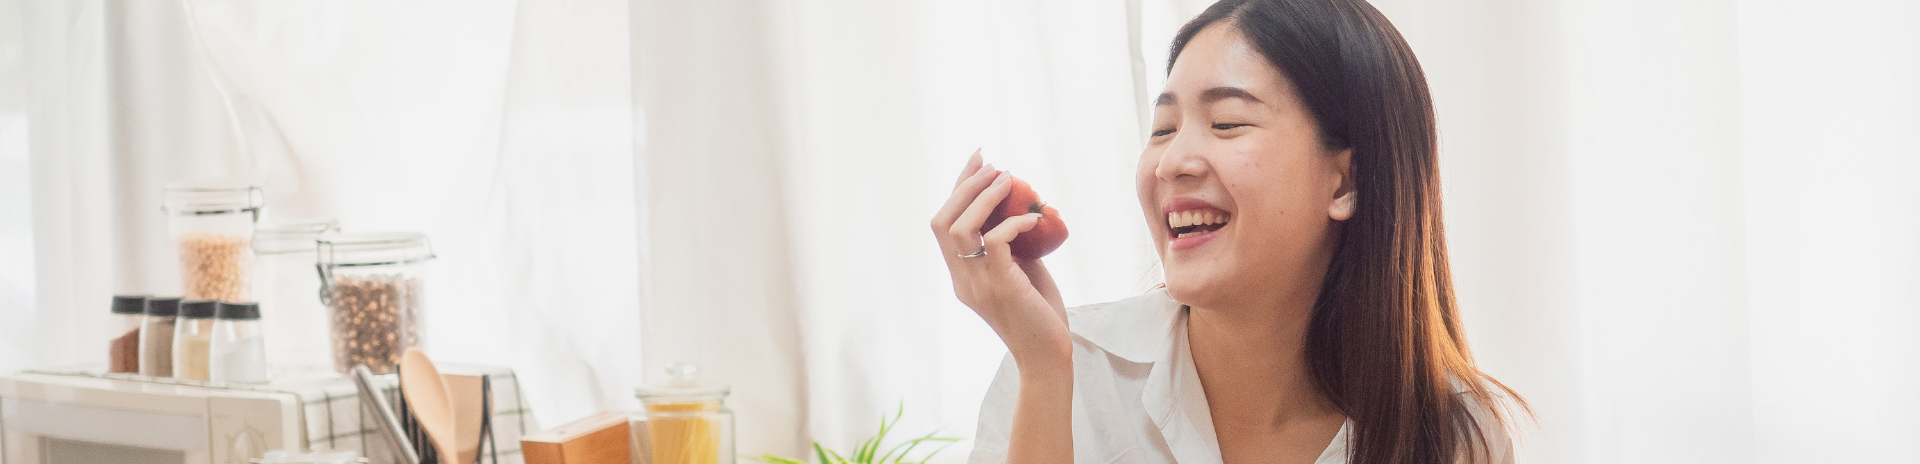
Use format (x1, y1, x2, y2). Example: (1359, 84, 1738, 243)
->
(0, 0, 29, 377)
(23, 0, 114, 373)
(630, 0, 811, 458)
(1736, 1, 1920, 461)
(1375, 0, 1920, 462)
(772, 0, 1189, 454)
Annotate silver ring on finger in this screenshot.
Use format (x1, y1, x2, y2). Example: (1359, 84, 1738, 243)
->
(959, 235, 987, 258)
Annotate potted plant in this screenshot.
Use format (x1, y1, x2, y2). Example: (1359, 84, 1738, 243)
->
(755, 403, 961, 464)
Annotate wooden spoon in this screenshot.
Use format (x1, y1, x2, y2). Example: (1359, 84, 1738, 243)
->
(400, 349, 459, 464)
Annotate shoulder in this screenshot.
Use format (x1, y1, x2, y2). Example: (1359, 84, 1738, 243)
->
(1451, 377, 1525, 464)
(1064, 289, 1183, 364)
(1064, 287, 1176, 324)
(970, 290, 1182, 463)
(974, 289, 1180, 404)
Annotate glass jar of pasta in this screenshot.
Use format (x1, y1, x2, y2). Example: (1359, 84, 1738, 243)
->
(634, 363, 734, 464)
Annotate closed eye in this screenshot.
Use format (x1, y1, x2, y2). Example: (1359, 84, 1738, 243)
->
(1212, 123, 1249, 130)
(1152, 128, 1175, 137)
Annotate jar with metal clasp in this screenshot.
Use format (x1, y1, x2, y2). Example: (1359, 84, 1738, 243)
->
(163, 180, 264, 302)
(317, 232, 432, 374)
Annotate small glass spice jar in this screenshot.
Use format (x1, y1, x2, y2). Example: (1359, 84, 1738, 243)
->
(140, 297, 182, 377)
(317, 232, 432, 374)
(173, 300, 218, 381)
(163, 180, 263, 302)
(211, 301, 269, 384)
(109, 295, 147, 373)
(635, 363, 734, 464)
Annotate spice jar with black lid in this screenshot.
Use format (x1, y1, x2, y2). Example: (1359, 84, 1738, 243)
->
(109, 295, 147, 373)
(173, 300, 218, 381)
(317, 232, 432, 374)
(140, 297, 182, 377)
(211, 301, 268, 384)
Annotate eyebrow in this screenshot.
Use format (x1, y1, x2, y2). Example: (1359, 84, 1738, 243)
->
(1154, 86, 1265, 107)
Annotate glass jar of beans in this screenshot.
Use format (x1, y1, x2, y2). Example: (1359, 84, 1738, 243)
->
(317, 232, 432, 374)
(163, 180, 263, 302)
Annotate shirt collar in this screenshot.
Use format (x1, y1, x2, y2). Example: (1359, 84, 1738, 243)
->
(1067, 288, 1184, 364)
(1069, 288, 1225, 463)
(1069, 288, 1357, 463)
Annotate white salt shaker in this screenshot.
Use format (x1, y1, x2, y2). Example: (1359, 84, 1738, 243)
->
(211, 301, 270, 384)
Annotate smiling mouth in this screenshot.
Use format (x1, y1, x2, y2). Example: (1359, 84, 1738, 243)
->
(1168, 210, 1229, 239)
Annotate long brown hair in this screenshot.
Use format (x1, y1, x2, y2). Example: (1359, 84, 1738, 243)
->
(1169, 1, 1527, 462)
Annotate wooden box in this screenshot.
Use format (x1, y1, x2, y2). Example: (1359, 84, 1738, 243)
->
(521, 410, 632, 464)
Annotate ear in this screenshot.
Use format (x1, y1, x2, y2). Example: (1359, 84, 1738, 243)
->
(1328, 148, 1357, 221)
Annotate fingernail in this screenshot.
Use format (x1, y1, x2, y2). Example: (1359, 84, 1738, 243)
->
(993, 172, 1010, 185)
(978, 164, 995, 177)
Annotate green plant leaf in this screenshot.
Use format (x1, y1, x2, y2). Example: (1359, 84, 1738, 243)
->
(856, 422, 881, 462)
(814, 442, 839, 464)
(910, 438, 963, 464)
(758, 401, 962, 464)
(826, 446, 852, 464)
(879, 428, 952, 463)
(865, 405, 904, 463)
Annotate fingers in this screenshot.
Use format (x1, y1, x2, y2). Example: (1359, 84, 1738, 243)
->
(948, 171, 1012, 248)
(951, 212, 1038, 306)
(982, 212, 1042, 258)
(932, 164, 999, 247)
(952, 149, 984, 188)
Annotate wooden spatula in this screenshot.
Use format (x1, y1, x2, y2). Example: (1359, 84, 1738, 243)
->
(400, 349, 459, 464)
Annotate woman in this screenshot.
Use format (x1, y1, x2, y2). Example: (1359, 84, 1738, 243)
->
(931, 0, 1526, 463)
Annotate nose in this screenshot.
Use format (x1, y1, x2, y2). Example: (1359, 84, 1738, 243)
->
(1155, 125, 1209, 182)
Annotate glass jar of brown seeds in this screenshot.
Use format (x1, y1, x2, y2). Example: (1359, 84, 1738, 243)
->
(317, 232, 432, 374)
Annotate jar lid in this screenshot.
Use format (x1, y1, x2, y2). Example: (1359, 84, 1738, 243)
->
(145, 297, 182, 317)
(179, 300, 218, 319)
(216, 301, 261, 320)
(255, 219, 340, 254)
(317, 232, 434, 266)
(112, 295, 148, 314)
(162, 179, 263, 216)
(635, 362, 730, 403)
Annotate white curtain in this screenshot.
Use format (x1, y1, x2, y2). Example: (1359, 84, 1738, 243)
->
(1374, 0, 1920, 462)
(18, 0, 645, 435)
(0, 0, 33, 377)
(10, 0, 1919, 463)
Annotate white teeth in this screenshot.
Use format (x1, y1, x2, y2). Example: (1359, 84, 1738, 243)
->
(1166, 210, 1229, 230)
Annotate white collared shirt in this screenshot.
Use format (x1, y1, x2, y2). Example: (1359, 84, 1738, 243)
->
(967, 289, 1514, 464)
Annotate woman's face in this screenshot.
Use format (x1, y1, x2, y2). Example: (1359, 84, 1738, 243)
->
(1137, 23, 1354, 312)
